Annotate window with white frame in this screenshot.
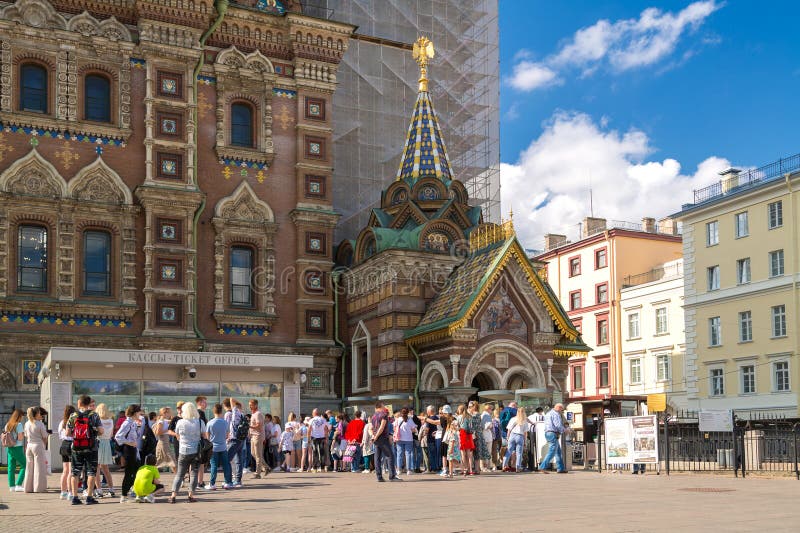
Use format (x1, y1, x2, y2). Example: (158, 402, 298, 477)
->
(739, 311, 752, 342)
(656, 354, 670, 381)
(628, 312, 640, 339)
(734, 211, 748, 238)
(736, 258, 751, 284)
(740, 365, 755, 394)
(351, 321, 371, 392)
(706, 220, 719, 246)
(769, 249, 784, 277)
(771, 305, 787, 337)
(774, 361, 790, 392)
(655, 307, 668, 335)
(709, 316, 721, 346)
(710, 368, 724, 396)
(707, 265, 720, 291)
(630, 358, 642, 384)
(767, 200, 783, 229)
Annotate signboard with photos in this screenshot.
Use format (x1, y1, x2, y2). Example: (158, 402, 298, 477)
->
(603, 415, 659, 465)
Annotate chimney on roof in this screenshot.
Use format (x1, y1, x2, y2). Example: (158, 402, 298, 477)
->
(720, 167, 742, 193)
(642, 217, 656, 233)
(583, 217, 606, 237)
(658, 217, 678, 235)
(544, 234, 567, 251)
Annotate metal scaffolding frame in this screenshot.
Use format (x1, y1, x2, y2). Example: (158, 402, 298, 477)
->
(302, 0, 501, 240)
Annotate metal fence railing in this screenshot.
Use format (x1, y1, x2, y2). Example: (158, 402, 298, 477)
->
(593, 411, 800, 479)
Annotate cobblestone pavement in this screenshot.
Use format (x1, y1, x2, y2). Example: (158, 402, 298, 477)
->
(1, 469, 799, 532)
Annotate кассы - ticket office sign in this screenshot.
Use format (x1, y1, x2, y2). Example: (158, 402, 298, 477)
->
(44, 346, 314, 369)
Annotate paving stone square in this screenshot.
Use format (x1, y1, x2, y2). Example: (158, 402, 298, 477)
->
(1, 470, 799, 532)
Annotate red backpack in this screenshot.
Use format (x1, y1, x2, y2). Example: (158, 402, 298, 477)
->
(71, 411, 96, 451)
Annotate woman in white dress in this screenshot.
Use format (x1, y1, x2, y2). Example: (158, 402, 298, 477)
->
(93, 403, 115, 498)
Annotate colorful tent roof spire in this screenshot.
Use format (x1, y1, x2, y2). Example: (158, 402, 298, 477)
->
(395, 37, 454, 183)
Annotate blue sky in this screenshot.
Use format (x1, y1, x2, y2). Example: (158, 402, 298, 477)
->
(498, 1, 800, 249)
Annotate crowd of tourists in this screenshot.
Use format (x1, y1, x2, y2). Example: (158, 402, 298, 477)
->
(2, 395, 570, 504)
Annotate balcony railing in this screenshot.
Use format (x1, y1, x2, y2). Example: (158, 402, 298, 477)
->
(622, 261, 683, 288)
(692, 154, 800, 205)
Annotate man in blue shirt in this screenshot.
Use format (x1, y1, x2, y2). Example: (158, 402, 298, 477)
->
(538, 403, 567, 473)
(206, 403, 233, 489)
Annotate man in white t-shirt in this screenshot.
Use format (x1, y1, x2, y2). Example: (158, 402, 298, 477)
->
(309, 409, 329, 472)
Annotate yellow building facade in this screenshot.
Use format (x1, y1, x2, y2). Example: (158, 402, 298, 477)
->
(678, 163, 800, 416)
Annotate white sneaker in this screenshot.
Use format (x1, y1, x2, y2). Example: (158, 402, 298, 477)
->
(119, 496, 128, 503)
(14, 486, 24, 492)
(204, 484, 215, 490)
(135, 497, 143, 503)
(59, 491, 67, 499)
(362, 469, 370, 474)
(146, 494, 155, 503)
(222, 483, 233, 490)
(406, 470, 414, 476)
(242, 468, 251, 474)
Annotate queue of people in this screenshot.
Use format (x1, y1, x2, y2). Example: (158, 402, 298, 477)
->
(2, 396, 570, 503)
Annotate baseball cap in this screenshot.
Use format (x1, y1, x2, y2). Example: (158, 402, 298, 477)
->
(441, 405, 452, 414)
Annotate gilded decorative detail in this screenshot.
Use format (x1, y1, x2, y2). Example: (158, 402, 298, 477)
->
(277, 104, 292, 130)
(54, 141, 80, 170)
(197, 92, 213, 120)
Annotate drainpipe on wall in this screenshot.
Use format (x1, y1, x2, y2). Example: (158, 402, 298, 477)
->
(191, 0, 229, 342)
(408, 342, 421, 413)
(332, 270, 347, 409)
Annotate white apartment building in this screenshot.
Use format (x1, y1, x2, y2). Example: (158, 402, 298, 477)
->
(620, 259, 688, 412)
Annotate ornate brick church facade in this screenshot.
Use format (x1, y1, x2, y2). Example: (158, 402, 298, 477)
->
(0, 0, 586, 414)
(0, 0, 353, 411)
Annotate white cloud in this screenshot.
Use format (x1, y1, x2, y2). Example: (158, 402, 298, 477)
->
(507, 1, 722, 91)
(506, 61, 562, 91)
(501, 111, 731, 250)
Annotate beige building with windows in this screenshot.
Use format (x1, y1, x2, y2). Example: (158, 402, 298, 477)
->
(676, 160, 800, 417)
(619, 259, 688, 411)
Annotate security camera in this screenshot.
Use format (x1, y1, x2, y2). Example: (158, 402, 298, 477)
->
(188, 367, 197, 379)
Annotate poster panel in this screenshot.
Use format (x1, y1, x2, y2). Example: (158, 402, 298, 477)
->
(604, 417, 632, 464)
(698, 409, 733, 432)
(631, 415, 659, 463)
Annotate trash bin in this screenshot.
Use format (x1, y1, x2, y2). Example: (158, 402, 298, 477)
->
(717, 448, 727, 468)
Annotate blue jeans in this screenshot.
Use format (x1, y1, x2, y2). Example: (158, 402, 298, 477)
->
(430, 438, 441, 472)
(538, 431, 565, 472)
(350, 445, 363, 472)
(396, 441, 414, 472)
(504, 433, 525, 469)
(633, 463, 646, 473)
(209, 450, 232, 485)
(227, 440, 244, 483)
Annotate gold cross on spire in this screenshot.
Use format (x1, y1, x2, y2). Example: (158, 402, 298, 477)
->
(412, 36, 435, 92)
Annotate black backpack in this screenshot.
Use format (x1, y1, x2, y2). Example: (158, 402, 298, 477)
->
(141, 420, 157, 457)
(234, 413, 250, 441)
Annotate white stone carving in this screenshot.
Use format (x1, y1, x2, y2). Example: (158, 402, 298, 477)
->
(0, 148, 67, 198)
(66, 11, 132, 42)
(68, 157, 133, 205)
(1, 0, 67, 31)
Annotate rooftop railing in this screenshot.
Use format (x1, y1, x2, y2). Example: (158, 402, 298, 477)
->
(622, 261, 683, 288)
(692, 153, 800, 205)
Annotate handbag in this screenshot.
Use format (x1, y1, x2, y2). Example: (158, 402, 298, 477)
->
(198, 437, 213, 464)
